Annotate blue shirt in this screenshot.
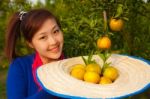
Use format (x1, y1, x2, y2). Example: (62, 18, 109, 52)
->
(7, 53, 59, 99)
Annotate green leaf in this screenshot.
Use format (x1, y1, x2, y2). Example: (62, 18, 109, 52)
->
(122, 17, 129, 21)
(105, 53, 111, 60)
(114, 4, 123, 18)
(98, 53, 105, 62)
(88, 53, 93, 64)
(88, 51, 96, 64)
(102, 62, 111, 73)
(81, 56, 88, 65)
(110, 0, 115, 3)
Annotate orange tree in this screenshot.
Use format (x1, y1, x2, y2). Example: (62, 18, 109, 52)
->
(1, 0, 150, 60)
(58, 0, 150, 61)
(44, 0, 150, 60)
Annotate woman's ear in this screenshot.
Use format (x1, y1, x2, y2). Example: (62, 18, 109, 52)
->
(26, 41, 34, 48)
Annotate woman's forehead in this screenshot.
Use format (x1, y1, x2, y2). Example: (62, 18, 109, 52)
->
(34, 19, 58, 35)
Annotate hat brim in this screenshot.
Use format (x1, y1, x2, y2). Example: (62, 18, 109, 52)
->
(36, 54, 150, 99)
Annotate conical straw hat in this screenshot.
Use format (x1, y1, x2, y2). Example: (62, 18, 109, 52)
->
(36, 54, 150, 99)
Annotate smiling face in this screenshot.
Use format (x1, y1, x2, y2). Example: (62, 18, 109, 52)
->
(28, 19, 64, 64)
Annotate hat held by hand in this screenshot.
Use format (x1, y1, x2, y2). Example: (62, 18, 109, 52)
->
(37, 54, 150, 99)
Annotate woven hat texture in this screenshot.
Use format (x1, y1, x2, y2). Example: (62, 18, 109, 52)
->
(37, 54, 150, 99)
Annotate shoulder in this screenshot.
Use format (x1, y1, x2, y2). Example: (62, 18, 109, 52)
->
(12, 53, 35, 65)
(9, 53, 35, 70)
(8, 53, 35, 76)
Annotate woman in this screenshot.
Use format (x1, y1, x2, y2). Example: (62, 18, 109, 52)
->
(5, 8, 64, 99)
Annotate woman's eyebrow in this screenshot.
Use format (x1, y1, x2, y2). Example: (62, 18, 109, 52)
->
(38, 25, 59, 35)
(39, 32, 46, 36)
(51, 25, 58, 31)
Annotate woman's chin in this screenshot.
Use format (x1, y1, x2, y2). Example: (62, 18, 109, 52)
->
(49, 53, 62, 60)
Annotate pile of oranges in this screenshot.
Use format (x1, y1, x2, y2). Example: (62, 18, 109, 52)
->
(70, 63, 118, 85)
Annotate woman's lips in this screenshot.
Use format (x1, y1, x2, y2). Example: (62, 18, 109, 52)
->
(49, 46, 60, 53)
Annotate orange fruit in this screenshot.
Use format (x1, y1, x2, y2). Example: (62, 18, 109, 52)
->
(70, 67, 86, 80)
(109, 18, 124, 32)
(97, 36, 111, 49)
(71, 64, 86, 70)
(84, 71, 100, 84)
(99, 76, 112, 85)
(103, 67, 118, 81)
(86, 63, 101, 74)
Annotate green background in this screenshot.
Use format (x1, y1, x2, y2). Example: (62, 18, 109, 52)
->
(0, 0, 150, 99)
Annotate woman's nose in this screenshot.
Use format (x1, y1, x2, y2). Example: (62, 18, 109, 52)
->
(48, 36, 57, 45)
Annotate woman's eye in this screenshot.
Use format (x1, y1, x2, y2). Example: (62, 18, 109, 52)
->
(39, 36, 46, 40)
(54, 29, 60, 34)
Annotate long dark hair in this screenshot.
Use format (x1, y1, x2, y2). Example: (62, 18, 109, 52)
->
(5, 9, 61, 62)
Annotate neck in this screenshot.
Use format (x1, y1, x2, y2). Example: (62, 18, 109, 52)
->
(42, 58, 58, 64)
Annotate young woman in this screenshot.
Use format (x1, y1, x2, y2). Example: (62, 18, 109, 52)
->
(5, 8, 64, 99)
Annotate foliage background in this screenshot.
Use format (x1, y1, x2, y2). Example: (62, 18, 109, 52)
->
(0, 0, 150, 99)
